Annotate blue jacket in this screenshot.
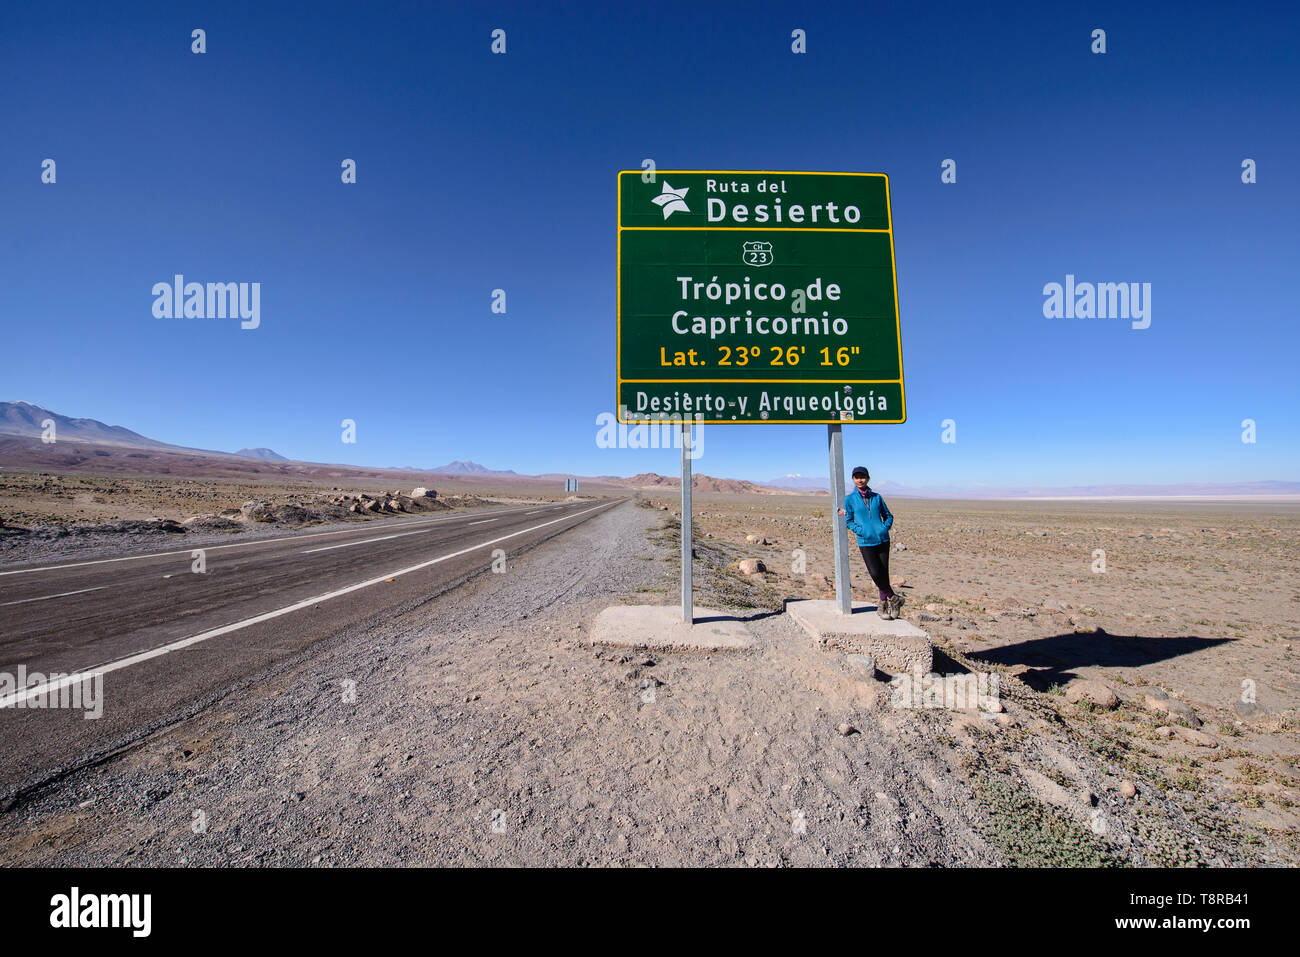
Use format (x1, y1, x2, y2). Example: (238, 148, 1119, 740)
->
(844, 487, 893, 546)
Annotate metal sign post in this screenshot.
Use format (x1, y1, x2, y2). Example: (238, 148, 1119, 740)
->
(681, 421, 693, 623)
(828, 424, 852, 615)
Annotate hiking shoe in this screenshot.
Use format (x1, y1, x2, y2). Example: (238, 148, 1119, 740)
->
(877, 601, 894, 620)
(889, 594, 905, 618)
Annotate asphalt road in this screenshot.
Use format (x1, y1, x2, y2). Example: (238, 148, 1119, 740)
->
(0, 498, 624, 798)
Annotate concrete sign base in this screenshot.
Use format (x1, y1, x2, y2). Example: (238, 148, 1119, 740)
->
(786, 599, 933, 674)
(591, 605, 756, 652)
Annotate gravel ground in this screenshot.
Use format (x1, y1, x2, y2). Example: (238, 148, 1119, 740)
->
(0, 499, 1259, 866)
(647, 492, 1300, 861)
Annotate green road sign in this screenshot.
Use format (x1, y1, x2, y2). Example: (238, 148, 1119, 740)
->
(617, 170, 905, 424)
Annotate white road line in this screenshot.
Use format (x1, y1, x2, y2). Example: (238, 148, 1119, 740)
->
(467, 519, 496, 526)
(0, 504, 547, 577)
(301, 529, 433, 554)
(0, 586, 107, 608)
(526, 510, 542, 514)
(0, 501, 617, 709)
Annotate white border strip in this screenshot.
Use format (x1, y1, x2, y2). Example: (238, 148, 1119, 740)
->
(0, 586, 107, 607)
(301, 529, 434, 554)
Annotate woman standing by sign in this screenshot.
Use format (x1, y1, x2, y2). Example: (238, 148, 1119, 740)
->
(837, 466, 903, 619)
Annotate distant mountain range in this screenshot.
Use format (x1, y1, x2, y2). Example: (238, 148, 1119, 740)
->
(234, 448, 287, 461)
(615, 472, 790, 494)
(0, 400, 187, 451)
(0, 402, 566, 485)
(765, 474, 830, 491)
(2, 401, 1295, 498)
(0, 401, 290, 461)
(429, 460, 517, 476)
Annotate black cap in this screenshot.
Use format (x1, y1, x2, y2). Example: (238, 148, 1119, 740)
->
(851, 466, 869, 478)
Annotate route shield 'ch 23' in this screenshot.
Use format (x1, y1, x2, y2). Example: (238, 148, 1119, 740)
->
(617, 170, 905, 425)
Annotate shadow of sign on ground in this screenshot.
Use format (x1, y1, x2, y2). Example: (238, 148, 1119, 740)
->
(967, 631, 1233, 688)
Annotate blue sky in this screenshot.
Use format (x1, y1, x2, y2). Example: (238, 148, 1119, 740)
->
(2, 0, 1296, 488)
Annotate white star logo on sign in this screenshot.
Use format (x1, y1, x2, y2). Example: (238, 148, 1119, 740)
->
(650, 181, 690, 219)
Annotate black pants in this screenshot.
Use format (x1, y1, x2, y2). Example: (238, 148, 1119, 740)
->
(858, 543, 894, 599)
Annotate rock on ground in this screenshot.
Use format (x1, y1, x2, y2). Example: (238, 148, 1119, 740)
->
(1065, 680, 1120, 710)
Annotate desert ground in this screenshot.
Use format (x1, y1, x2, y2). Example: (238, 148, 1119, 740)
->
(0, 464, 577, 530)
(641, 489, 1300, 858)
(0, 432, 629, 547)
(0, 465, 1296, 866)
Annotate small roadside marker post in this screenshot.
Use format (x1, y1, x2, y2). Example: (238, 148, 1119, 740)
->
(828, 424, 852, 615)
(681, 420, 693, 623)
